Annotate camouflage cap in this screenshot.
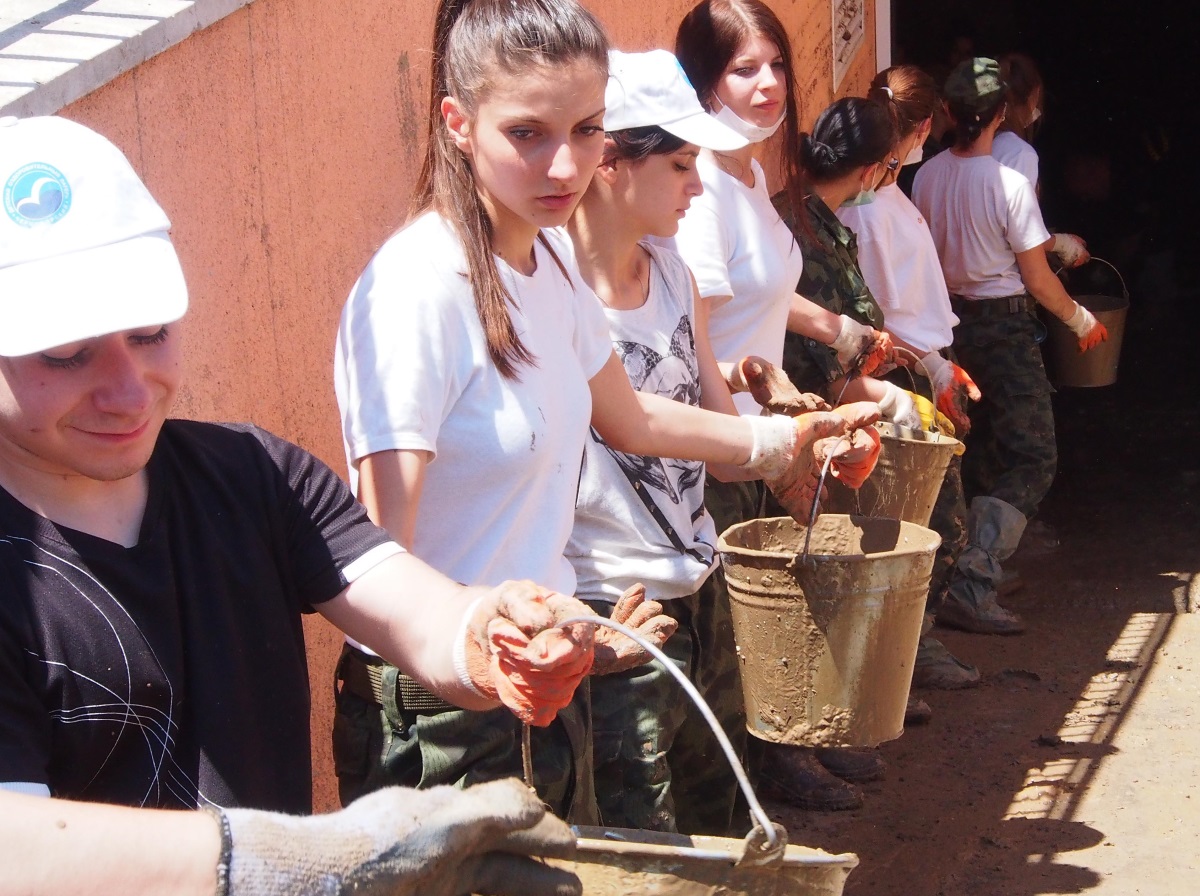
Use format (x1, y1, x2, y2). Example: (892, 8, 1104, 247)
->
(944, 57, 1006, 110)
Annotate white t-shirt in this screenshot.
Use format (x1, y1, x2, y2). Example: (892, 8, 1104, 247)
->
(672, 152, 804, 415)
(836, 183, 958, 354)
(335, 212, 613, 594)
(992, 131, 1039, 188)
(566, 242, 718, 604)
(912, 152, 1050, 299)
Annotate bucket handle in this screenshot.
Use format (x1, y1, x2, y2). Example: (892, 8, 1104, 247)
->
(1086, 256, 1130, 300)
(557, 614, 788, 864)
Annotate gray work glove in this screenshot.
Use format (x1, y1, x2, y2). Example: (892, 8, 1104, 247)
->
(217, 778, 581, 896)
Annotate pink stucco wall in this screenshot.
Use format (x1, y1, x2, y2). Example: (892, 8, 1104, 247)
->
(60, 0, 877, 813)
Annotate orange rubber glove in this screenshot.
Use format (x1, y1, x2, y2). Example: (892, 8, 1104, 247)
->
(761, 411, 853, 521)
(827, 425, 882, 489)
(1064, 303, 1109, 352)
(461, 582, 596, 726)
(590, 584, 678, 676)
(921, 351, 981, 435)
(830, 315, 894, 378)
(731, 355, 830, 415)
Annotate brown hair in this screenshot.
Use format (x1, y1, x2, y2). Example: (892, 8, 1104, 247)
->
(674, 0, 805, 222)
(998, 52, 1043, 139)
(414, 0, 608, 379)
(868, 65, 940, 138)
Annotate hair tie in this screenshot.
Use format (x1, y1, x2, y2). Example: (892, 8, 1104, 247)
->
(882, 85, 894, 100)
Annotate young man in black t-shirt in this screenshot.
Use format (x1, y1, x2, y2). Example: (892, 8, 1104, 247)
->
(0, 116, 611, 895)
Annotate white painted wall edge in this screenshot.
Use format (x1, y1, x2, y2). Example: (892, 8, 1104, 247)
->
(875, 0, 891, 71)
(0, 0, 255, 117)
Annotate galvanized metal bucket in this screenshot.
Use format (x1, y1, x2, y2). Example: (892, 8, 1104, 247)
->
(823, 421, 960, 527)
(719, 515, 940, 748)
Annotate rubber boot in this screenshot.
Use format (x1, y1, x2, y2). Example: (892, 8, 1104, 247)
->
(937, 496, 1027, 635)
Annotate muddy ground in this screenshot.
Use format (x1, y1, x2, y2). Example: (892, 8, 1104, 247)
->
(763, 307, 1200, 894)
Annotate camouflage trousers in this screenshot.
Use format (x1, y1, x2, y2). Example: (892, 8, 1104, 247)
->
(585, 594, 695, 832)
(332, 645, 598, 824)
(952, 311, 1057, 518)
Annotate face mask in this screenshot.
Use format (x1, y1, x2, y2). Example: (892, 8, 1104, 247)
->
(841, 188, 877, 208)
(711, 102, 786, 144)
(903, 143, 924, 166)
(1029, 107, 1042, 124)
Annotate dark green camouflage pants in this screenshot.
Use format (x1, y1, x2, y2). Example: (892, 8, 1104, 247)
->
(332, 645, 598, 824)
(952, 312, 1057, 518)
(586, 594, 695, 832)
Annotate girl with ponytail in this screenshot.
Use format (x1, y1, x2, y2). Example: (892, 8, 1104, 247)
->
(333, 0, 869, 820)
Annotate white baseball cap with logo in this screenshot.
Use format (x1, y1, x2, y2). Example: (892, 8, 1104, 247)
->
(0, 115, 188, 357)
(604, 49, 748, 151)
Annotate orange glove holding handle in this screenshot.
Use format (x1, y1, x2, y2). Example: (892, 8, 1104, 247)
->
(1064, 302, 1109, 352)
(920, 351, 981, 435)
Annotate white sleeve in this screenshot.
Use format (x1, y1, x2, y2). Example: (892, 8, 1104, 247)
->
(853, 224, 903, 315)
(675, 194, 733, 299)
(335, 235, 474, 467)
(1005, 176, 1052, 254)
(572, 280, 617, 379)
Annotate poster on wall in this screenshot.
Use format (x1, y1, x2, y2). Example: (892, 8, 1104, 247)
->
(833, 0, 866, 91)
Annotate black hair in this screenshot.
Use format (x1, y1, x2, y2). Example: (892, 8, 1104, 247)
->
(947, 95, 1005, 148)
(603, 125, 687, 165)
(800, 97, 898, 184)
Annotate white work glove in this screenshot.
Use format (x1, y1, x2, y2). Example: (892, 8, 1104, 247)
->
(741, 414, 806, 480)
(876, 381, 922, 430)
(829, 314, 876, 370)
(218, 779, 581, 896)
(1050, 232, 1089, 268)
(1063, 302, 1108, 351)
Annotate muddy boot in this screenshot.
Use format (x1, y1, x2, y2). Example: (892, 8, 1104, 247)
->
(937, 496, 1027, 635)
(904, 697, 933, 726)
(757, 744, 863, 811)
(911, 635, 981, 689)
(813, 747, 885, 783)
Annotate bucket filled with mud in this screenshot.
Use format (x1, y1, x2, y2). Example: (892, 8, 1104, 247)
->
(823, 421, 960, 527)
(551, 825, 858, 896)
(719, 515, 940, 747)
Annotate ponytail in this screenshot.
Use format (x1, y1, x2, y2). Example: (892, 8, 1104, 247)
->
(947, 96, 1005, 148)
(867, 65, 939, 138)
(413, 0, 608, 380)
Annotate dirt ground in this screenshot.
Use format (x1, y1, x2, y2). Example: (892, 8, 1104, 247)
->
(761, 308, 1200, 894)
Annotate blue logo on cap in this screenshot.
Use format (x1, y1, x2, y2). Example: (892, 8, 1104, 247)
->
(4, 162, 72, 227)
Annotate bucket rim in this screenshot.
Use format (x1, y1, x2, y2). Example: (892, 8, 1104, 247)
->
(874, 420, 962, 448)
(716, 514, 941, 560)
(571, 826, 860, 868)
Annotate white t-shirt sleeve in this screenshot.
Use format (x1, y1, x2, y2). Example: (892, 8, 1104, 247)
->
(674, 194, 733, 299)
(335, 223, 474, 468)
(1004, 174, 1052, 254)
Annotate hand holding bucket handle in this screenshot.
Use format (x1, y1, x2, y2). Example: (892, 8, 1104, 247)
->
(1063, 301, 1109, 352)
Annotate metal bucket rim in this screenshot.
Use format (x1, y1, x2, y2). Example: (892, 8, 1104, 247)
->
(874, 420, 962, 449)
(572, 826, 859, 868)
(717, 514, 941, 562)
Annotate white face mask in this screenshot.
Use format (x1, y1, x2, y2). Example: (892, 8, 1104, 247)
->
(1029, 107, 1042, 124)
(903, 143, 924, 166)
(711, 102, 786, 144)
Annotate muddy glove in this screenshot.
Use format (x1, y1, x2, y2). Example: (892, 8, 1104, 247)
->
(919, 351, 981, 435)
(462, 582, 595, 726)
(756, 411, 852, 521)
(218, 778, 581, 896)
(589, 583, 678, 675)
(729, 355, 830, 415)
(824, 425, 882, 489)
(1063, 302, 1108, 352)
(876, 380, 922, 430)
(1050, 232, 1089, 268)
(830, 315, 893, 377)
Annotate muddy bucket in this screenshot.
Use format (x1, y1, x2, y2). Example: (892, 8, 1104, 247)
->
(719, 515, 940, 747)
(824, 421, 960, 527)
(1045, 258, 1129, 387)
(553, 826, 857, 895)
